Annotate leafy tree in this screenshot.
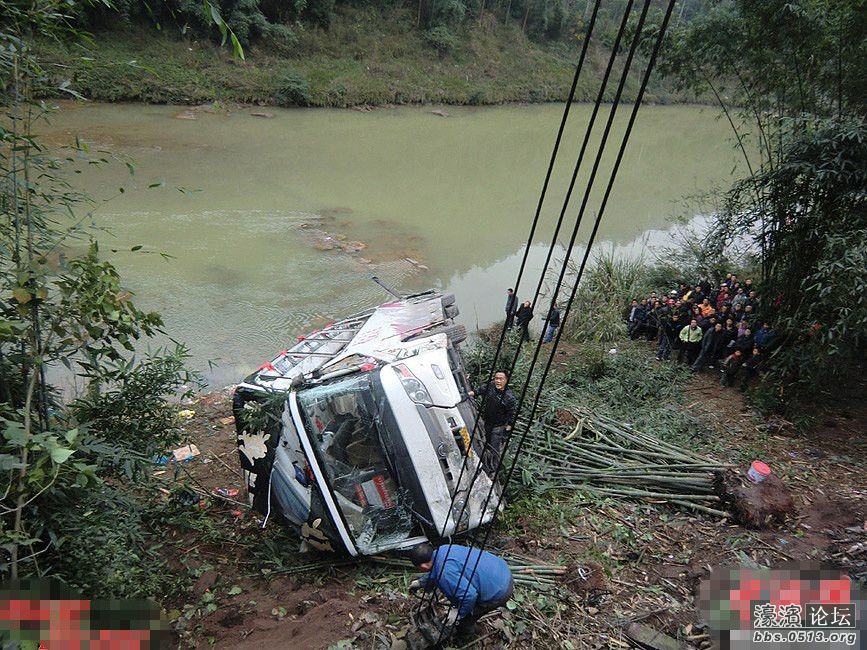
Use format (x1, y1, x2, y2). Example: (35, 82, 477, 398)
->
(78, 0, 333, 47)
(1, 0, 200, 589)
(66, 0, 242, 54)
(423, 24, 459, 53)
(661, 0, 867, 411)
(513, 0, 569, 40)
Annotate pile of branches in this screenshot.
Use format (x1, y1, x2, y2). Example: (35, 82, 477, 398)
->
(519, 408, 729, 517)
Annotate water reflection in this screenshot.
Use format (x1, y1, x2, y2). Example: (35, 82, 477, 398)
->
(446, 214, 711, 339)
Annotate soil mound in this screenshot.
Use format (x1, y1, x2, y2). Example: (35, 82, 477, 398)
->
(715, 470, 796, 529)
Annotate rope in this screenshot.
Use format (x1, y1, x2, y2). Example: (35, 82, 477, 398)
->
(418, 0, 679, 643)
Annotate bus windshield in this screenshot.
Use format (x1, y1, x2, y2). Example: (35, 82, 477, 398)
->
(296, 373, 415, 553)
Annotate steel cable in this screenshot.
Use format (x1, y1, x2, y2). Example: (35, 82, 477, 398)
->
(424, 0, 633, 572)
(416, 0, 638, 621)
(422, 0, 678, 644)
(413, 0, 603, 618)
(431, 0, 652, 635)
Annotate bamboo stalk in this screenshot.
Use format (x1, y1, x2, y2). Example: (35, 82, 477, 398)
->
(539, 468, 713, 480)
(668, 500, 729, 517)
(541, 477, 714, 491)
(571, 486, 721, 500)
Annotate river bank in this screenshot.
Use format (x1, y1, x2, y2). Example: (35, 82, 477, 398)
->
(38, 6, 699, 108)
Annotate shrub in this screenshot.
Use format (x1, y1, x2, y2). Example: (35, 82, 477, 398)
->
(273, 68, 311, 106)
(260, 22, 298, 54)
(305, 0, 336, 27)
(72, 347, 198, 462)
(423, 26, 458, 55)
(46, 487, 185, 600)
(429, 0, 466, 28)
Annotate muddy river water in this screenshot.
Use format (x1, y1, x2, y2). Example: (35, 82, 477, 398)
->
(42, 101, 736, 385)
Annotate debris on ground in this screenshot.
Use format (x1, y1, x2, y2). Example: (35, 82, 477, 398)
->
(174, 487, 205, 507)
(626, 622, 686, 650)
(211, 487, 240, 498)
(826, 515, 867, 585)
(172, 443, 201, 461)
(563, 560, 607, 601)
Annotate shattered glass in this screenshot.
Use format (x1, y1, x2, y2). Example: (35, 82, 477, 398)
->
(353, 487, 416, 554)
(297, 374, 416, 552)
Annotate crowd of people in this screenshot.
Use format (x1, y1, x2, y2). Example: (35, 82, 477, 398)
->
(500, 275, 776, 392)
(623, 274, 776, 391)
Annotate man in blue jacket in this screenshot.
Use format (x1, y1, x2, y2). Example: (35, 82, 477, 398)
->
(408, 543, 513, 640)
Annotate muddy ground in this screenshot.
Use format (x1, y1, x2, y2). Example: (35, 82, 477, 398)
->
(159, 369, 866, 649)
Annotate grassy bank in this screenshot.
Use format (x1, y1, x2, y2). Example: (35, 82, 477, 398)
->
(38, 5, 695, 107)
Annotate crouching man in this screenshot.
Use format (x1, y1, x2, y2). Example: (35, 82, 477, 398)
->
(408, 543, 513, 642)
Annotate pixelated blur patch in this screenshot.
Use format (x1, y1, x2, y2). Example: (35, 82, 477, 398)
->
(700, 563, 864, 648)
(0, 579, 168, 648)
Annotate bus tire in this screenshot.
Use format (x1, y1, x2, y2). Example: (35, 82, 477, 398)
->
(440, 323, 467, 345)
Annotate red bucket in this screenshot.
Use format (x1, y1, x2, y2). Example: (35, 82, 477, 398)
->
(747, 460, 771, 483)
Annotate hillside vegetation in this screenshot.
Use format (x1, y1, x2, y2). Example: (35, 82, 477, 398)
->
(39, 4, 696, 106)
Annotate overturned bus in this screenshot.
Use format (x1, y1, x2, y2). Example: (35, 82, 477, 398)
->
(232, 289, 500, 556)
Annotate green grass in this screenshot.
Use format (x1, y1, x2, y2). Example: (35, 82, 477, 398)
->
(37, 5, 694, 107)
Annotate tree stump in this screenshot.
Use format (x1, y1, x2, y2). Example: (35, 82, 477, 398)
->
(715, 470, 796, 529)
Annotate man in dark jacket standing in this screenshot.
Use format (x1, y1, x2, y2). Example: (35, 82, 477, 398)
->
(691, 322, 723, 372)
(644, 300, 661, 341)
(504, 288, 518, 330)
(719, 318, 738, 358)
(626, 299, 646, 339)
(542, 304, 561, 343)
(514, 301, 533, 343)
(624, 298, 640, 323)
(469, 370, 517, 474)
(656, 312, 680, 361)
